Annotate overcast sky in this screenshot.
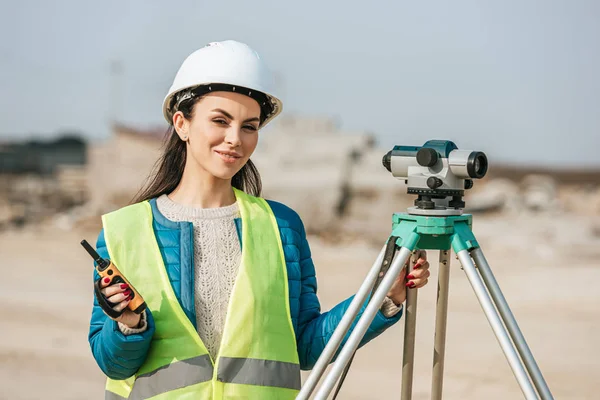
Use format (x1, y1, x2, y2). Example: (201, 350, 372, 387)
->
(1, 0, 599, 167)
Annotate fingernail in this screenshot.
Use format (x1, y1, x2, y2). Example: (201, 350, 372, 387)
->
(413, 263, 421, 269)
(406, 282, 416, 288)
(103, 277, 110, 284)
(124, 290, 131, 296)
(407, 274, 415, 280)
(120, 284, 129, 289)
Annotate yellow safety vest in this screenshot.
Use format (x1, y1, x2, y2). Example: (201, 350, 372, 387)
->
(102, 188, 300, 399)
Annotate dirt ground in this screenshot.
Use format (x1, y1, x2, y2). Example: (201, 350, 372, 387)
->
(1, 211, 599, 399)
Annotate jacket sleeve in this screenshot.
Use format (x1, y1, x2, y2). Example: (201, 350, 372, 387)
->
(294, 219, 403, 370)
(88, 229, 155, 380)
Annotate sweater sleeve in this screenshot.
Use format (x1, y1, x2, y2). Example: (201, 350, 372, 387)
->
(294, 219, 403, 370)
(118, 311, 148, 335)
(88, 229, 155, 380)
(381, 297, 404, 318)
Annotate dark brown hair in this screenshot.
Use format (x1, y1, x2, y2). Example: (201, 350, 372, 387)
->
(131, 93, 262, 204)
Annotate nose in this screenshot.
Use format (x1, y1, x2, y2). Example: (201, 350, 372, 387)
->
(224, 126, 242, 147)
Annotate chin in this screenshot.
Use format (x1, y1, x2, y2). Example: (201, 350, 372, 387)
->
(211, 167, 241, 181)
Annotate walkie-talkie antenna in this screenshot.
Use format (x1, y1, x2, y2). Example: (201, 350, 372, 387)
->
(81, 239, 110, 270)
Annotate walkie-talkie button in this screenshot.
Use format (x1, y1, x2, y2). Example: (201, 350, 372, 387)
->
(107, 269, 113, 276)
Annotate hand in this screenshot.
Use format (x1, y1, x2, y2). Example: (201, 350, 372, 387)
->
(386, 250, 430, 306)
(98, 277, 141, 328)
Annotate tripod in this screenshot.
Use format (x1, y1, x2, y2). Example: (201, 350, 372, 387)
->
(296, 208, 554, 400)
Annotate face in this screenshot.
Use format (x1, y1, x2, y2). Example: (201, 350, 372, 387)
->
(173, 91, 261, 181)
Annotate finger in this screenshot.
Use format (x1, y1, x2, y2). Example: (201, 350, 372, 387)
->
(406, 275, 429, 289)
(412, 278, 429, 289)
(107, 289, 133, 304)
(414, 249, 427, 263)
(412, 261, 430, 275)
(112, 298, 131, 313)
(407, 265, 430, 280)
(410, 250, 423, 260)
(406, 271, 431, 287)
(99, 276, 112, 288)
(414, 257, 429, 270)
(101, 283, 130, 298)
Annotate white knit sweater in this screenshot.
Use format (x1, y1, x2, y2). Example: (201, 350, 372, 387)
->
(119, 194, 402, 359)
(156, 194, 241, 360)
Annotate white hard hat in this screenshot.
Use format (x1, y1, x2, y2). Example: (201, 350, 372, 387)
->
(162, 40, 282, 128)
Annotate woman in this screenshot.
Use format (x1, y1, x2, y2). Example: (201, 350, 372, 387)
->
(88, 40, 430, 399)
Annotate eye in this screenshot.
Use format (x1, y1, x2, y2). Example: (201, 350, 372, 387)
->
(243, 125, 258, 132)
(213, 118, 228, 125)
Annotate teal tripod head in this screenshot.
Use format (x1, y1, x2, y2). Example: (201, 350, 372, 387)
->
(382, 140, 488, 214)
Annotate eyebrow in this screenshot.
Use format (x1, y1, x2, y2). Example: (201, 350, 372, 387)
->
(212, 108, 260, 123)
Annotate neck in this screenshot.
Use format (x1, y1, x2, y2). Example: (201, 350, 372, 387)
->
(168, 161, 236, 209)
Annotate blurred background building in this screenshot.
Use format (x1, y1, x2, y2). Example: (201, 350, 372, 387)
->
(1, 115, 598, 239)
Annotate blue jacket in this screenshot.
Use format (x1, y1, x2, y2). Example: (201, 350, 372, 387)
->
(88, 198, 402, 380)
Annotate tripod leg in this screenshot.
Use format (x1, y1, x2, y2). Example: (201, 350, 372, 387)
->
(314, 246, 414, 400)
(431, 250, 451, 400)
(471, 248, 554, 400)
(401, 251, 420, 400)
(296, 245, 388, 400)
(456, 250, 538, 400)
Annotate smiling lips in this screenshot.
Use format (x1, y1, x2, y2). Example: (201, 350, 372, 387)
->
(215, 150, 242, 164)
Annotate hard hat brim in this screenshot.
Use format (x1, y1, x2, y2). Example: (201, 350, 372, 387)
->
(162, 83, 282, 128)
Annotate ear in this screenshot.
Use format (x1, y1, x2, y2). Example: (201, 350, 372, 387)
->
(173, 111, 189, 141)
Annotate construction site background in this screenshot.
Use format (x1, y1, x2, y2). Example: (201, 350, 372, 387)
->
(1, 116, 599, 399)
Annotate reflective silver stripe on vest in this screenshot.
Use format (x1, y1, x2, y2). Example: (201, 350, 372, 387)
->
(217, 357, 301, 390)
(105, 355, 299, 399)
(106, 354, 213, 400)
